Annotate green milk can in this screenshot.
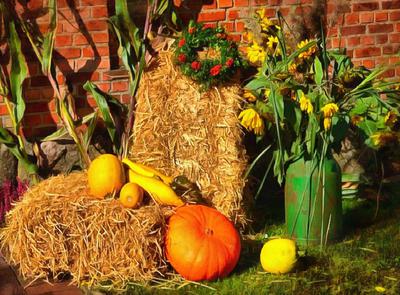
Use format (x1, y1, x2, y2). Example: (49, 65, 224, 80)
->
(284, 156, 343, 246)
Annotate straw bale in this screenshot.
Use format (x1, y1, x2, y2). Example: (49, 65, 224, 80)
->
(0, 172, 167, 288)
(130, 52, 250, 228)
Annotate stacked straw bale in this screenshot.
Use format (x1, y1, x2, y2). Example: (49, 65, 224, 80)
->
(0, 172, 168, 287)
(130, 52, 250, 228)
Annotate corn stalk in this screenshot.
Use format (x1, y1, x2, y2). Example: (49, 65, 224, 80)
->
(0, 3, 39, 182)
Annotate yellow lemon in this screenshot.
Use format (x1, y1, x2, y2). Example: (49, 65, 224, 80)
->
(87, 154, 125, 199)
(119, 183, 143, 208)
(260, 238, 297, 274)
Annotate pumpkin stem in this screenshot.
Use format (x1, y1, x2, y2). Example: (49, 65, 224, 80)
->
(205, 228, 214, 235)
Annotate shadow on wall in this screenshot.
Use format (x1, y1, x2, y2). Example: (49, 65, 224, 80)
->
(6, 0, 101, 138)
(176, 0, 214, 24)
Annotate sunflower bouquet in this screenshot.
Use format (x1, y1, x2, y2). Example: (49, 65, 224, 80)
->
(240, 9, 400, 186)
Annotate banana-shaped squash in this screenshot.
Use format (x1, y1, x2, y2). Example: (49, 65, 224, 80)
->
(128, 170, 184, 207)
(122, 158, 173, 184)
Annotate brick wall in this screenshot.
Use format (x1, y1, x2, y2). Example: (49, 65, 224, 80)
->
(0, 0, 399, 139)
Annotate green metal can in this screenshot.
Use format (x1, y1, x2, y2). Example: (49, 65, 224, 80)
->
(284, 157, 343, 246)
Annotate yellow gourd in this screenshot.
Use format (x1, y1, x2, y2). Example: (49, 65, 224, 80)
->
(119, 183, 143, 208)
(260, 238, 297, 274)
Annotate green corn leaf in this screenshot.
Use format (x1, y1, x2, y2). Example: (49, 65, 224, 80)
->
(8, 20, 28, 129)
(42, 112, 97, 141)
(314, 57, 323, 86)
(83, 112, 98, 151)
(156, 0, 170, 16)
(0, 127, 38, 174)
(114, 0, 141, 57)
(41, 0, 57, 76)
(83, 81, 120, 151)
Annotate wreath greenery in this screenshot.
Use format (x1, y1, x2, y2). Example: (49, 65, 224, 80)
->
(174, 20, 244, 89)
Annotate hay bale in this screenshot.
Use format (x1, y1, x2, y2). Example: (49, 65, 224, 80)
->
(130, 52, 250, 228)
(0, 172, 167, 287)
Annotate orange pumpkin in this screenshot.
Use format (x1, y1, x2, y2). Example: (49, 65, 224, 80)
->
(165, 205, 241, 281)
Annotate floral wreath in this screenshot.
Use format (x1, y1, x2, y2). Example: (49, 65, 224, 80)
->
(174, 20, 244, 88)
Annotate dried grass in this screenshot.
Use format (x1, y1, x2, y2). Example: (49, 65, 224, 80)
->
(130, 51, 251, 229)
(0, 172, 168, 288)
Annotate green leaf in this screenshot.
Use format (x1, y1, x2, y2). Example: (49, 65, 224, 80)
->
(42, 112, 97, 141)
(41, 0, 57, 76)
(114, 0, 141, 57)
(83, 81, 121, 152)
(83, 112, 98, 151)
(0, 127, 38, 174)
(330, 115, 349, 145)
(246, 76, 268, 91)
(8, 20, 28, 129)
(0, 66, 9, 97)
(314, 57, 323, 86)
(156, 0, 170, 16)
(305, 114, 319, 155)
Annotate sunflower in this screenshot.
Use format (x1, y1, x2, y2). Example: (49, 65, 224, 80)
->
(351, 115, 364, 126)
(297, 39, 317, 59)
(370, 131, 399, 148)
(256, 9, 274, 31)
(239, 108, 265, 135)
(299, 93, 313, 114)
(246, 42, 267, 64)
(321, 103, 339, 118)
(384, 110, 398, 127)
(243, 90, 257, 102)
(267, 35, 281, 55)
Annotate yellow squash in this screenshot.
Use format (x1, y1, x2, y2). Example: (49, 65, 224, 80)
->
(122, 158, 173, 184)
(128, 170, 184, 207)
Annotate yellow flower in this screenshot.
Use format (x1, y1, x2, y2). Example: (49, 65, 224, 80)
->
(384, 110, 398, 127)
(256, 9, 273, 31)
(321, 103, 339, 118)
(246, 42, 266, 64)
(323, 117, 332, 130)
(289, 62, 297, 74)
(267, 35, 281, 55)
(375, 286, 386, 293)
(264, 88, 271, 99)
(370, 131, 399, 148)
(244, 31, 254, 42)
(299, 93, 313, 114)
(239, 108, 265, 135)
(297, 39, 317, 59)
(243, 90, 257, 102)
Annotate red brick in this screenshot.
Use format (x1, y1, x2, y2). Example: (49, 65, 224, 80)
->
(55, 35, 73, 47)
(360, 35, 375, 45)
(198, 10, 226, 22)
(236, 21, 246, 32)
(85, 20, 108, 31)
(354, 47, 381, 58)
(341, 25, 365, 36)
(235, 0, 249, 6)
(30, 76, 51, 87)
(331, 38, 346, 48)
(390, 33, 400, 43)
(41, 113, 59, 125)
(25, 89, 42, 101)
(397, 23, 400, 32)
(345, 13, 359, 25)
(390, 11, 400, 21)
(82, 47, 109, 58)
(352, 2, 379, 11)
(218, 0, 233, 8)
(376, 34, 388, 44)
(0, 105, 7, 115)
(369, 24, 393, 34)
(227, 9, 240, 20)
(203, 22, 218, 29)
(92, 32, 109, 43)
(254, 0, 268, 4)
(62, 22, 79, 33)
(111, 81, 129, 92)
(74, 34, 88, 45)
(121, 94, 131, 104)
(57, 48, 81, 59)
(202, 1, 217, 9)
(24, 114, 42, 125)
(92, 6, 108, 18)
(80, 0, 106, 5)
(362, 59, 375, 68)
(347, 36, 360, 47)
(96, 82, 111, 93)
(220, 21, 235, 32)
(381, 69, 395, 78)
(228, 34, 241, 42)
(327, 27, 338, 37)
(41, 88, 55, 100)
(360, 12, 374, 23)
(375, 12, 388, 22)
(382, 0, 400, 9)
